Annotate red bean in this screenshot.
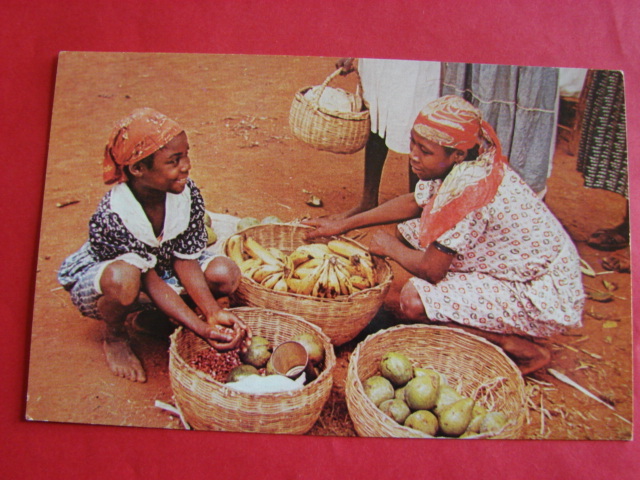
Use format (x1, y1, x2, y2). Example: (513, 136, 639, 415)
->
(190, 348, 242, 382)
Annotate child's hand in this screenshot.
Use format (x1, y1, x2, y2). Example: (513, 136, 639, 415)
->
(302, 217, 346, 240)
(207, 310, 253, 352)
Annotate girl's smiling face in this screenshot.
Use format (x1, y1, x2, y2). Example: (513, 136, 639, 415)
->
(408, 130, 465, 181)
(133, 131, 191, 194)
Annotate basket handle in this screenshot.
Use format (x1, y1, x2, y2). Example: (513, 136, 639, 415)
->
(311, 67, 364, 110)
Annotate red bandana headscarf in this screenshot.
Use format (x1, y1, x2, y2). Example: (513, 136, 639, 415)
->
(413, 95, 508, 247)
(102, 108, 183, 185)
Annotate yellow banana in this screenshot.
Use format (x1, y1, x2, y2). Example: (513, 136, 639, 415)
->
(348, 254, 375, 287)
(226, 234, 246, 265)
(296, 257, 324, 271)
(288, 249, 313, 267)
(332, 254, 352, 269)
(312, 259, 331, 297)
(293, 267, 317, 279)
(327, 239, 372, 262)
(262, 271, 284, 289)
(325, 261, 340, 299)
(273, 277, 288, 292)
(240, 258, 263, 274)
(285, 276, 305, 293)
(252, 264, 284, 283)
(268, 247, 287, 263)
(350, 275, 370, 290)
(357, 256, 376, 286)
(244, 236, 282, 266)
(283, 254, 294, 279)
(297, 243, 331, 260)
(293, 260, 326, 295)
(243, 264, 262, 280)
(334, 262, 354, 295)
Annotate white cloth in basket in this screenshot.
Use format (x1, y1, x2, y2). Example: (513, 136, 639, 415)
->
(225, 374, 306, 394)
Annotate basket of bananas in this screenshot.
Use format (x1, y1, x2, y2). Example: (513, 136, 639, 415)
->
(223, 223, 393, 345)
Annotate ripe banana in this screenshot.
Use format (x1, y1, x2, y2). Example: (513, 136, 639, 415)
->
(252, 264, 284, 283)
(288, 249, 313, 267)
(293, 260, 326, 295)
(350, 275, 370, 290)
(262, 271, 284, 289)
(261, 272, 283, 289)
(226, 234, 246, 265)
(312, 259, 331, 297)
(297, 243, 332, 260)
(295, 257, 324, 271)
(327, 239, 372, 263)
(268, 247, 287, 263)
(334, 262, 354, 295)
(273, 277, 288, 292)
(350, 254, 375, 286)
(325, 260, 341, 299)
(244, 236, 282, 266)
(239, 258, 262, 274)
(285, 276, 305, 293)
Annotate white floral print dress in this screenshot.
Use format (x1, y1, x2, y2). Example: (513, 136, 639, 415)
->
(397, 167, 585, 337)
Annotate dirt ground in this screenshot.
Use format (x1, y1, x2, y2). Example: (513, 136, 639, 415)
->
(25, 52, 632, 440)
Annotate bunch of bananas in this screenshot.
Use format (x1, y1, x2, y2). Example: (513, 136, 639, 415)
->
(226, 234, 377, 298)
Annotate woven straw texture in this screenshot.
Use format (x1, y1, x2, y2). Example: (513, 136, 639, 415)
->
(345, 324, 527, 439)
(225, 223, 393, 346)
(169, 307, 336, 434)
(289, 68, 370, 154)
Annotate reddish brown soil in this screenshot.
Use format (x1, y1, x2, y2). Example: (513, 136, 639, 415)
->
(26, 53, 632, 440)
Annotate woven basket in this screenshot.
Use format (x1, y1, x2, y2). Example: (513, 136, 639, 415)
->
(345, 324, 527, 439)
(225, 223, 393, 346)
(289, 68, 370, 154)
(169, 307, 336, 434)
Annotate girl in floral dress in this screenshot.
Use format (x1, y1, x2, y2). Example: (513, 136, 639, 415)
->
(58, 108, 250, 382)
(304, 95, 584, 374)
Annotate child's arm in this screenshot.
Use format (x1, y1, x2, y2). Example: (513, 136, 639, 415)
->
(141, 268, 243, 350)
(173, 258, 251, 341)
(173, 258, 221, 319)
(369, 231, 454, 284)
(304, 193, 421, 239)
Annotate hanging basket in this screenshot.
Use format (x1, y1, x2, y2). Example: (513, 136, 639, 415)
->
(289, 68, 370, 154)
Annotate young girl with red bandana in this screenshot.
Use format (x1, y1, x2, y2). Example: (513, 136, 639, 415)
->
(305, 95, 584, 374)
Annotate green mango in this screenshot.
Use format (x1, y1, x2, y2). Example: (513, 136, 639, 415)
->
(363, 375, 394, 407)
(439, 397, 475, 437)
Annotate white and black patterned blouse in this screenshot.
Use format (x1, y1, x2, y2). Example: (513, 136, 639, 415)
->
(58, 179, 207, 287)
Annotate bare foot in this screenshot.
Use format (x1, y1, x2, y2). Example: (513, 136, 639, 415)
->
(499, 336, 551, 375)
(469, 330, 551, 375)
(103, 335, 147, 382)
(602, 255, 630, 273)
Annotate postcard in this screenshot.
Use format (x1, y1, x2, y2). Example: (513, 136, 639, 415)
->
(26, 51, 632, 440)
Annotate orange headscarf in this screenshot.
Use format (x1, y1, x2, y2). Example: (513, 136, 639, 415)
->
(102, 108, 183, 185)
(414, 96, 508, 247)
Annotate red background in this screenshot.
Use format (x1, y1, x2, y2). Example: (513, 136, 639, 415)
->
(2, 1, 638, 478)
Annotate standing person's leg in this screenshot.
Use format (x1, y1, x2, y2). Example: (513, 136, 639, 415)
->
(587, 200, 629, 251)
(332, 132, 388, 220)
